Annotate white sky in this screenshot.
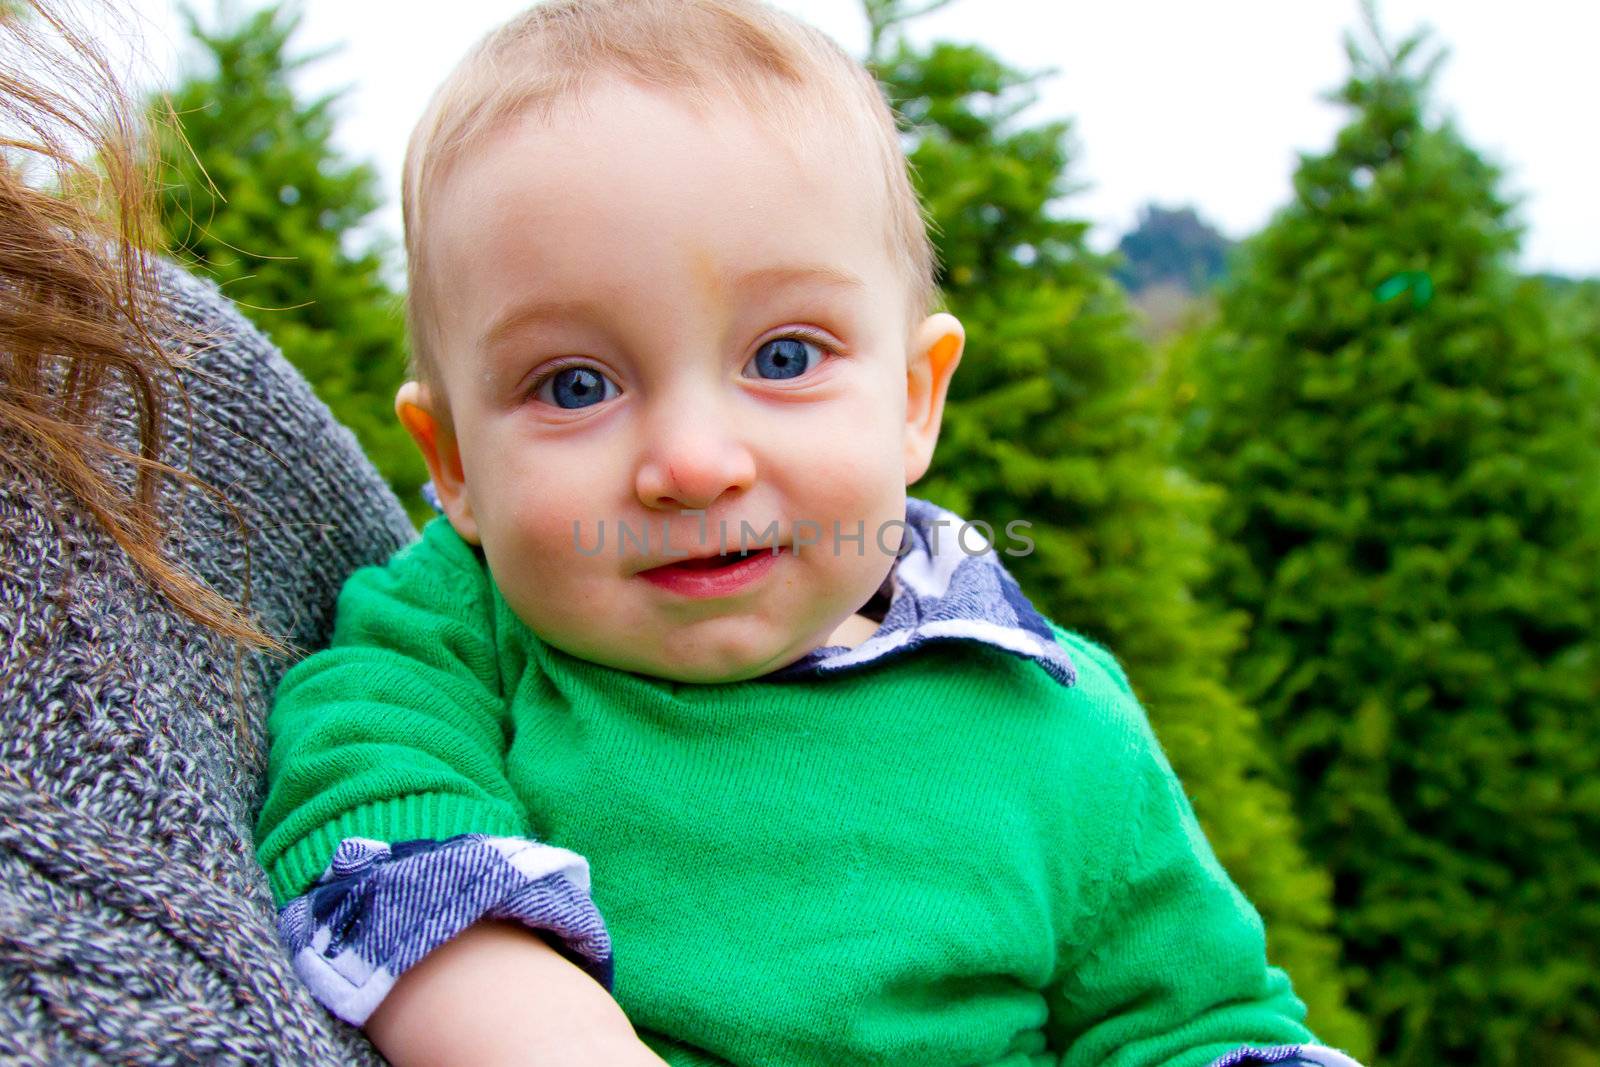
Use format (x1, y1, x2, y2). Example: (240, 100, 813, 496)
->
(110, 0, 1599, 276)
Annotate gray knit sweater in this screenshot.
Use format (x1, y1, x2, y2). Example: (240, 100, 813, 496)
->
(0, 263, 415, 1064)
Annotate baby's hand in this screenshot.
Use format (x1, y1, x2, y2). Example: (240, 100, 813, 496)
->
(365, 920, 667, 1066)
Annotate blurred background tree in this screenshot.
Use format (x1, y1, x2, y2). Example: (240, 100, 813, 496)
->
(1548, 277, 1600, 375)
(1114, 202, 1234, 343)
(1113, 202, 1234, 296)
(152, 2, 427, 522)
(1177, 12, 1600, 1064)
(862, 1, 1367, 1054)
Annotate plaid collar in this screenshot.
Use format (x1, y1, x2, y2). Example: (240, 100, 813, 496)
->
(766, 496, 1076, 688)
(421, 486, 1075, 689)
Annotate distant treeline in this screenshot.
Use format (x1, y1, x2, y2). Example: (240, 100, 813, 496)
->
(1114, 204, 1591, 299)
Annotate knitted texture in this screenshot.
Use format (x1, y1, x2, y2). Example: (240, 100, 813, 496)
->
(0, 262, 416, 1064)
(258, 517, 1318, 1067)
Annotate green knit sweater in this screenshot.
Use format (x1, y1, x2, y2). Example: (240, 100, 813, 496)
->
(256, 519, 1315, 1066)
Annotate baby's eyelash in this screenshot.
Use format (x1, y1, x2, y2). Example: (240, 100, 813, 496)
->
(524, 356, 599, 398)
(771, 327, 838, 351)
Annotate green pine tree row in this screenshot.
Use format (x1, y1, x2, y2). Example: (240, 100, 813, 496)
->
(1174, 15, 1600, 1066)
(150, 4, 1596, 1064)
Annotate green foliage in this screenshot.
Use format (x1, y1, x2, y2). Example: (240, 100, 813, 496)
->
(865, 12, 1367, 1054)
(1180, 18, 1600, 1065)
(1549, 277, 1600, 363)
(1114, 203, 1234, 295)
(154, 3, 426, 522)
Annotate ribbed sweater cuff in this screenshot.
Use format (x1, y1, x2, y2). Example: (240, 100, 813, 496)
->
(268, 794, 529, 905)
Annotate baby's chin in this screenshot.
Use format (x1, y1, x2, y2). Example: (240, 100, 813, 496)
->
(608, 641, 814, 685)
(553, 624, 834, 685)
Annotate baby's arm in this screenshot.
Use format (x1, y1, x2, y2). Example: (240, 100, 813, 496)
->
(1046, 640, 1362, 1067)
(255, 522, 656, 1062)
(367, 921, 664, 1066)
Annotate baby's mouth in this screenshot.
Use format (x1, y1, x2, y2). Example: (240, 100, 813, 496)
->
(651, 548, 775, 572)
(636, 545, 788, 596)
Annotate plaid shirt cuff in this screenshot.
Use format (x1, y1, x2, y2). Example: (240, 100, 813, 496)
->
(1211, 1045, 1366, 1066)
(276, 835, 612, 1026)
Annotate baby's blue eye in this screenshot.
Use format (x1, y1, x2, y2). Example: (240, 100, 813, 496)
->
(537, 366, 618, 409)
(746, 337, 823, 381)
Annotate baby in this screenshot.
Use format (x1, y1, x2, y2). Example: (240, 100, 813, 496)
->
(255, 2, 1362, 1065)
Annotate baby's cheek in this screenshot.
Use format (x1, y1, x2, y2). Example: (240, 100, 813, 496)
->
(824, 391, 904, 472)
(493, 485, 586, 556)
(501, 558, 632, 663)
(536, 567, 610, 621)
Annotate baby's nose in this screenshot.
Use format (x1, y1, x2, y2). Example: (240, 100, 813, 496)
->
(634, 418, 757, 512)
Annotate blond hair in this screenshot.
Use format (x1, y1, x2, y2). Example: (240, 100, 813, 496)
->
(401, 0, 936, 395)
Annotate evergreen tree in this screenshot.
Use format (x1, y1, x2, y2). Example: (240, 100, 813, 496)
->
(862, 3, 1367, 1053)
(154, 3, 425, 520)
(1180, 16, 1600, 1064)
(1549, 278, 1600, 372)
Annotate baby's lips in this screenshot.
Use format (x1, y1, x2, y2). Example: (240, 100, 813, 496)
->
(632, 523, 791, 574)
(642, 547, 789, 574)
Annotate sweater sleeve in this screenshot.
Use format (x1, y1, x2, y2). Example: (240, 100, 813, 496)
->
(254, 517, 534, 904)
(1045, 636, 1330, 1067)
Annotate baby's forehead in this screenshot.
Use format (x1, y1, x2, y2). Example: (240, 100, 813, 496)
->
(481, 78, 882, 196)
(426, 82, 908, 300)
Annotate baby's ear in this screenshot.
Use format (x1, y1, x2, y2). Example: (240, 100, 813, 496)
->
(904, 313, 965, 485)
(395, 382, 480, 544)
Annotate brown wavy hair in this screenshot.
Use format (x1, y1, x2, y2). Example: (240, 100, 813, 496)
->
(1, 0, 272, 649)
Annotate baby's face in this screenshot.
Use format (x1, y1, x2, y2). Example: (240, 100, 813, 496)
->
(413, 78, 959, 683)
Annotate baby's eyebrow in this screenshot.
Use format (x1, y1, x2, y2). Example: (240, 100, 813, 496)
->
(730, 263, 866, 296)
(478, 297, 602, 353)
